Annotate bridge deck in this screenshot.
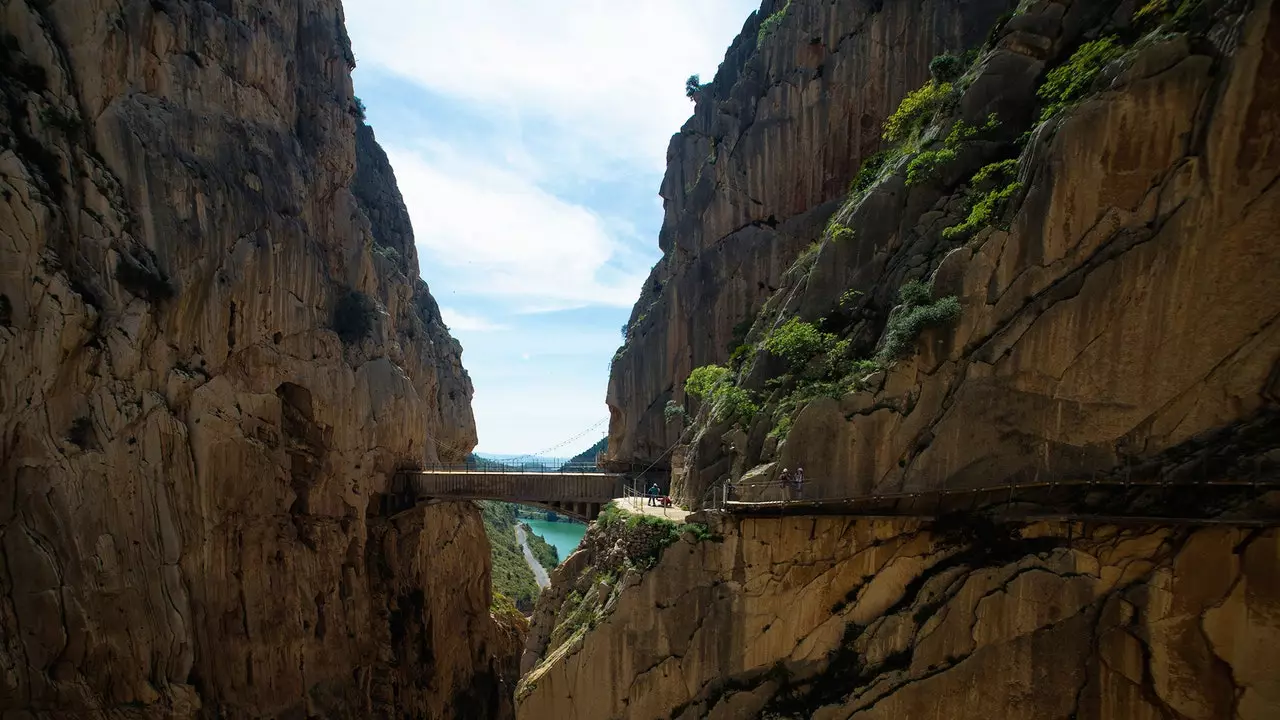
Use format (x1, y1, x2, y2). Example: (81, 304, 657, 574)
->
(398, 470, 630, 521)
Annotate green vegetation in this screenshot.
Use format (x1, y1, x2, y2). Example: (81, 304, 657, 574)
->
(685, 74, 701, 99)
(663, 400, 686, 424)
(929, 53, 964, 83)
(478, 501, 540, 612)
(877, 282, 962, 362)
(906, 147, 957, 186)
(971, 158, 1018, 188)
(561, 437, 607, 470)
(848, 150, 891, 199)
(757, 1, 791, 44)
(685, 364, 757, 424)
(941, 180, 1021, 241)
(1037, 37, 1125, 121)
(764, 318, 836, 371)
(522, 523, 561, 568)
(882, 81, 954, 143)
(906, 115, 1000, 187)
(490, 592, 528, 629)
(1134, 0, 1209, 30)
(596, 503, 685, 567)
(333, 289, 377, 344)
(685, 364, 731, 399)
(826, 219, 855, 243)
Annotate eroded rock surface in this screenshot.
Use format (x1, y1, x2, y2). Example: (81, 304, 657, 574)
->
(0, 0, 511, 716)
(519, 516, 1280, 719)
(605, 0, 1020, 466)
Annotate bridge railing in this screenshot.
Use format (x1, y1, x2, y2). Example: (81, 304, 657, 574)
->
(418, 460, 616, 474)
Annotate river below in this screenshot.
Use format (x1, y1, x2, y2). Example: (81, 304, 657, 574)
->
(522, 518, 587, 563)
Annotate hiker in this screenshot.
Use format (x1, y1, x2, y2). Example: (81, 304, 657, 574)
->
(794, 466, 805, 499)
(647, 483, 661, 506)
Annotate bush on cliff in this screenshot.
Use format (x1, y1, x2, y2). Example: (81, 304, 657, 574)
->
(883, 81, 954, 143)
(1037, 37, 1125, 120)
(333, 289, 377, 344)
(686, 364, 757, 424)
(878, 283, 962, 362)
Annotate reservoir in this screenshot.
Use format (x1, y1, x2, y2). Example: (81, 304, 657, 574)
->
(522, 518, 587, 564)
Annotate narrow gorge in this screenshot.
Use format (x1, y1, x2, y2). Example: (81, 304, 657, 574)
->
(2, 0, 1278, 719)
(526, 0, 1280, 717)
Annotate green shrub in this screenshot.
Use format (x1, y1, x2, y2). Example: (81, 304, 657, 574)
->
(333, 289, 377, 344)
(849, 151, 891, 198)
(905, 147, 957, 186)
(826, 220, 856, 243)
(757, 1, 791, 43)
(685, 364, 730, 399)
(941, 182, 1021, 241)
(663, 400, 686, 424)
(685, 74, 701, 99)
(684, 364, 756, 424)
(971, 159, 1018, 189)
(712, 385, 758, 424)
(764, 318, 836, 370)
(929, 53, 964, 83)
(883, 81, 954, 143)
(878, 294, 962, 362)
(1135, 0, 1209, 29)
(897, 280, 933, 307)
(839, 289, 863, 308)
(1038, 37, 1125, 120)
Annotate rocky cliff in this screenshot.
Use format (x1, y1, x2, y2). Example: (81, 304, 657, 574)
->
(548, 0, 1280, 717)
(606, 0, 1021, 466)
(610, 0, 1280, 508)
(0, 0, 514, 717)
(519, 515, 1280, 719)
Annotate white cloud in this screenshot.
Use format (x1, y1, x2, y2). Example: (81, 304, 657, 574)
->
(345, 0, 759, 175)
(440, 307, 508, 332)
(388, 144, 652, 310)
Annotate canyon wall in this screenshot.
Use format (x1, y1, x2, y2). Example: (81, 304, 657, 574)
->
(613, 0, 1280, 506)
(519, 515, 1280, 719)
(552, 0, 1280, 718)
(606, 0, 1021, 466)
(0, 0, 514, 717)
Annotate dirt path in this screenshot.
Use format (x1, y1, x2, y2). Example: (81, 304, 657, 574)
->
(616, 496, 691, 523)
(515, 524, 551, 588)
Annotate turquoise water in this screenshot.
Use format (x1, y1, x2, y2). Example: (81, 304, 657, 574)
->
(522, 519, 587, 564)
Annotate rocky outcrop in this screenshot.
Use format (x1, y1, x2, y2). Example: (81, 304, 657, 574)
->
(606, 0, 1021, 466)
(0, 0, 509, 717)
(518, 515, 1280, 719)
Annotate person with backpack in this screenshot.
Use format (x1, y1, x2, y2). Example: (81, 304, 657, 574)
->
(647, 483, 661, 507)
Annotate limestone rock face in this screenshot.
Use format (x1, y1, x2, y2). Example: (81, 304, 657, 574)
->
(650, 0, 1280, 506)
(518, 516, 1280, 719)
(605, 0, 1020, 466)
(0, 0, 510, 717)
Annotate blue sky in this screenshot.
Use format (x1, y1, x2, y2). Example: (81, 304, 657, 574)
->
(344, 0, 760, 455)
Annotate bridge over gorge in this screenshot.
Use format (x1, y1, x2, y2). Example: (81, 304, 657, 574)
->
(390, 461, 663, 521)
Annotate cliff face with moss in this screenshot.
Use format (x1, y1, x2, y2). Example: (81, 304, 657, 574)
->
(608, 0, 1279, 507)
(0, 0, 515, 717)
(606, 0, 1021, 466)
(557, 0, 1280, 717)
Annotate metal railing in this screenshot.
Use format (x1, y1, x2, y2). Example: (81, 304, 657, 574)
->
(418, 460, 616, 474)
